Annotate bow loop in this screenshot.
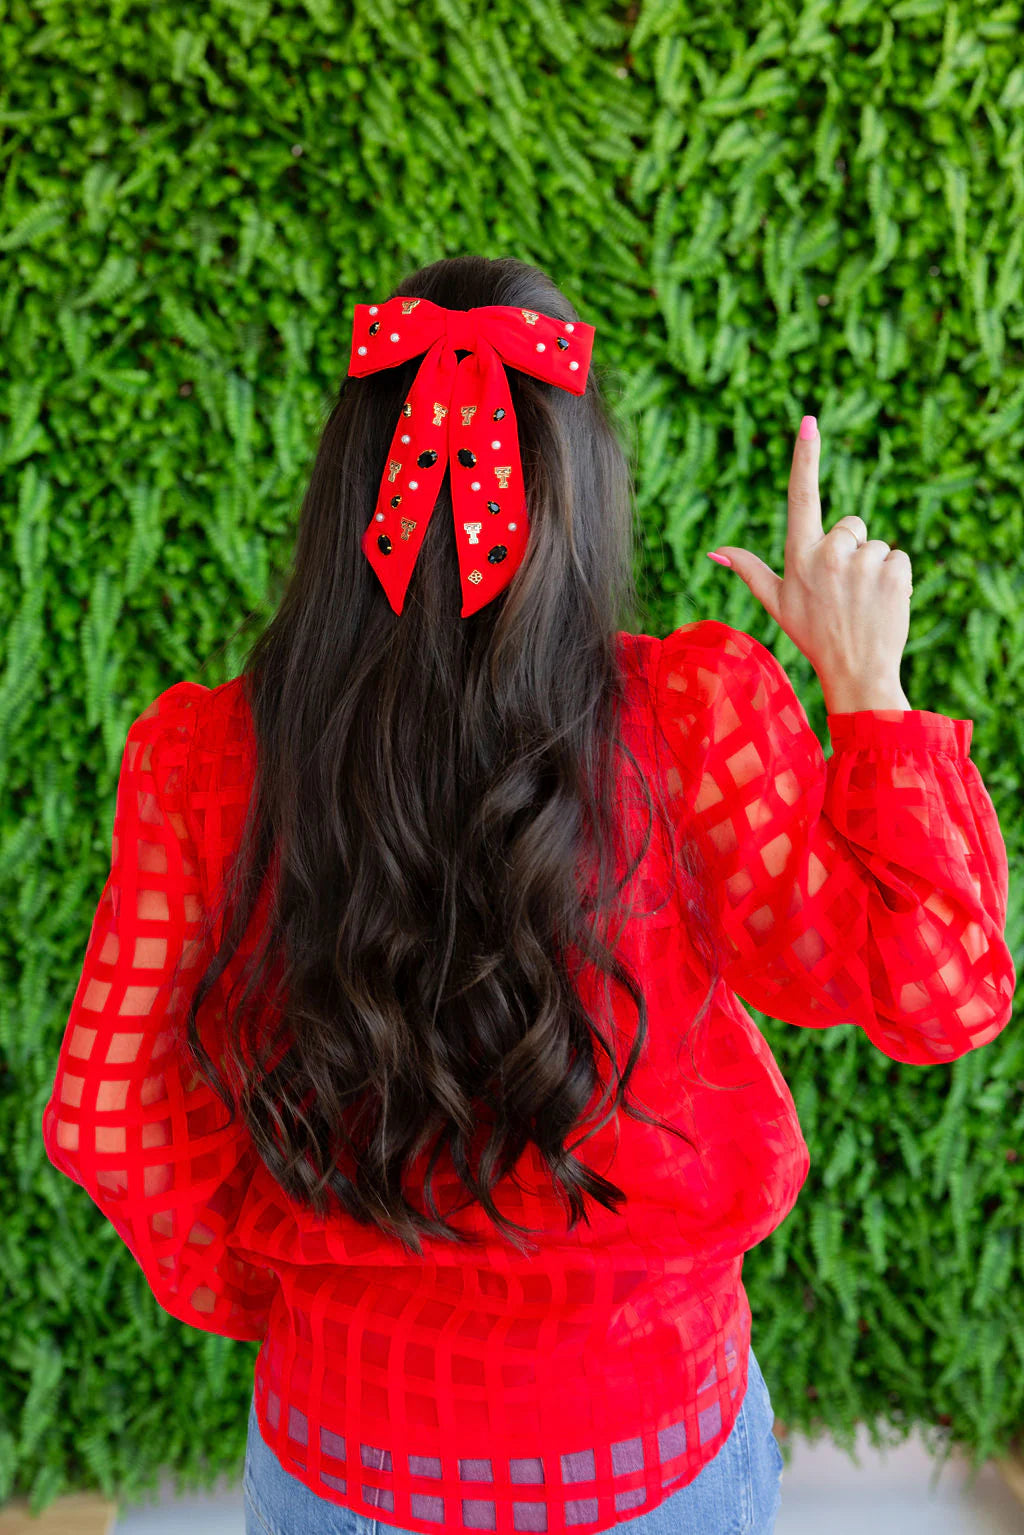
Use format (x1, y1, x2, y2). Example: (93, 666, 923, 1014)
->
(347, 296, 596, 616)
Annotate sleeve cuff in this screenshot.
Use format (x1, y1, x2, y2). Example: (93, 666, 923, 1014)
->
(826, 709, 973, 758)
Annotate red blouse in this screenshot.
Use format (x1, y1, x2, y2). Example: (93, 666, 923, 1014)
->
(41, 620, 1015, 1535)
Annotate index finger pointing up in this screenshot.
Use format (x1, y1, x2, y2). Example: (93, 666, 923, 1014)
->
(786, 415, 822, 554)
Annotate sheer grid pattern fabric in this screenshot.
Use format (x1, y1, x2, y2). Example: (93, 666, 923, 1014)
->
(42, 620, 1015, 1535)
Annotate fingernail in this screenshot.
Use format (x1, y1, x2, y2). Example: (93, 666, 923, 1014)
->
(706, 551, 732, 567)
(799, 415, 818, 440)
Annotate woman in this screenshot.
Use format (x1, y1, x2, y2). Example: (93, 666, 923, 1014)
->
(42, 255, 1013, 1535)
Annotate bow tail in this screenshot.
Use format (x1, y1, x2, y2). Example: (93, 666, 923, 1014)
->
(360, 339, 456, 615)
(451, 345, 529, 619)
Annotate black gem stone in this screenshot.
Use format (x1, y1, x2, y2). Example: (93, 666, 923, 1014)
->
(369, 321, 380, 336)
(556, 337, 569, 350)
(486, 500, 500, 514)
(457, 448, 476, 467)
(487, 545, 507, 564)
(417, 449, 438, 467)
(402, 403, 412, 417)
(390, 495, 401, 508)
(492, 407, 505, 420)
(377, 534, 392, 554)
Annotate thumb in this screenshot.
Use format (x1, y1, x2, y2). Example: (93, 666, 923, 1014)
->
(712, 547, 783, 624)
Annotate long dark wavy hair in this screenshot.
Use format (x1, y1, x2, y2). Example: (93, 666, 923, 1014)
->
(175, 254, 741, 1259)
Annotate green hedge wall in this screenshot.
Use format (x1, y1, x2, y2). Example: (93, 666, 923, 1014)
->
(6, 0, 1024, 1515)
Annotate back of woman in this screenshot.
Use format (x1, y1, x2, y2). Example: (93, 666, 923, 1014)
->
(41, 255, 1014, 1535)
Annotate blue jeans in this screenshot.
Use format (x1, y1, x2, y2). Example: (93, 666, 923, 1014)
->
(243, 1348, 784, 1535)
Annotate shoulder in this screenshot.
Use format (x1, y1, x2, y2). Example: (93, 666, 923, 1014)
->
(620, 620, 783, 702)
(130, 679, 213, 751)
(133, 676, 245, 732)
(134, 679, 208, 727)
(654, 619, 782, 696)
(658, 618, 772, 665)
(124, 679, 248, 827)
(128, 678, 247, 777)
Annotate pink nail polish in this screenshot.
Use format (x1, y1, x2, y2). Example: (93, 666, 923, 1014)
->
(799, 415, 818, 440)
(706, 551, 732, 567)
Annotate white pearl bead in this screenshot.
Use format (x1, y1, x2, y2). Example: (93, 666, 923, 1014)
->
(508, 521, 517, 531)
(390, 331, 400, 342)
(535, 342, 545, 351)
(569, 360, 579, 370)
(409, 479, 418, 489)
(470, 481, 481, 491)
(491, 440, 500, 449)
(357, 346, 367, 355)
(401, 434, 410, 443)
(376, 512, 384, 521)
(369, 306, 379, 315)
(565, 323, 574, 332)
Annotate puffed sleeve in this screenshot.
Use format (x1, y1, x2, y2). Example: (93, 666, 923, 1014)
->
(653, 620, 1015, 1065)
(40, 681, 277, 1340)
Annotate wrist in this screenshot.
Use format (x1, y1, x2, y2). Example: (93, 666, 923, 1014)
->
(821, 678, 912, 713)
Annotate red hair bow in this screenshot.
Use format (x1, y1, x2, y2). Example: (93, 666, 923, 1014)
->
(347, 296, 596, 617)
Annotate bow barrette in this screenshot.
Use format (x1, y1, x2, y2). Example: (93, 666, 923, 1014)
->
(346, 296, 596, 617)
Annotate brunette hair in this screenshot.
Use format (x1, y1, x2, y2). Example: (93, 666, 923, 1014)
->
(177, 254, 738, 1259)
